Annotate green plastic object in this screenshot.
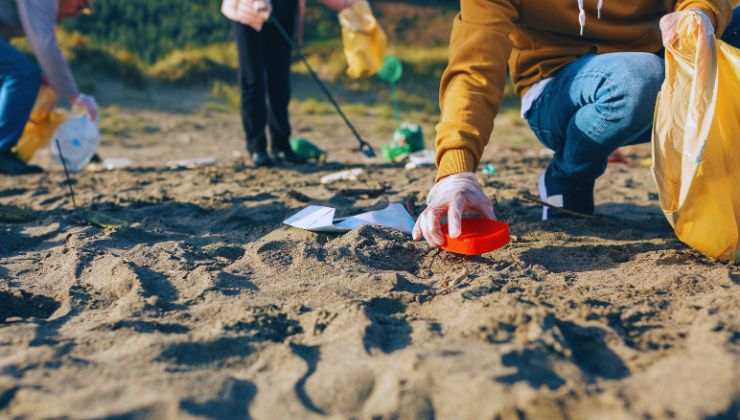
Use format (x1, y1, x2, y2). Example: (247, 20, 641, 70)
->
(290, 138, 327, 162)
(378, 56, 404, 120)
(377, 55, 403, 84)
(382, 122, 425, 161)
(482, 163, 497, 176)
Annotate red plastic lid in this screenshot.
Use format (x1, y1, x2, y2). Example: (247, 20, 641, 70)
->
(608, 150, 628, 164)
(441, 218, 510, 256)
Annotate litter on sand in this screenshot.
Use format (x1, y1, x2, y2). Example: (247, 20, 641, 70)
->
(482, 163, 497, 176)
(608, 150, 628, 164)
(283, 202, 415, 235)
(290, 138, 327, 163)
(50, 113, 101, 172)
(102, 157, 133, 171)
(167, 157, 217, 169)
(404, 149, 435, 170)
(382, 123, 425, 162)
(82, 210, 129, 231)
(524, 148, 555, 159)
(320, 168, 364, 184)
(441, 218, 510, 256)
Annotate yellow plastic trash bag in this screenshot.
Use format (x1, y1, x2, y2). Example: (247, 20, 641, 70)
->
(339, 0, 387, 79)
(13, 86, 65, 162)
(652, 12, 740, 262)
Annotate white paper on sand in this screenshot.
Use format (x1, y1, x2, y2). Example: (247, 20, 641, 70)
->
(320, 168, 364, 184)
(405, 149, 435, 170)
(283, 202, 415, 235)
(167, 157, 217, 169)
(102, 157, 133, 170)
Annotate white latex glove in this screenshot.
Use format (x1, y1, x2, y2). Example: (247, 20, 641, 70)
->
(222, 0, 272, 31)
(71, 94, 98, 123)
(413, 172, 496, 248)
(660, 8, 714, 47)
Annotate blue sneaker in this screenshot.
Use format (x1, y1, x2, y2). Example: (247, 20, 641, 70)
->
(538, 167, 595, 220)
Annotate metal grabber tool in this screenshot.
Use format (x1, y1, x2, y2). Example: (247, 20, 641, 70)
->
(269, 16, 376, 159)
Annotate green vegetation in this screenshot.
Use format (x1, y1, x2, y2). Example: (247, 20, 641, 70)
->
(53, 0, 460, 89)
(63, 0, 342, 64)
(65, 0, 230, 64)
(51, 1, 522, 118)
(54, 0, 361, 87)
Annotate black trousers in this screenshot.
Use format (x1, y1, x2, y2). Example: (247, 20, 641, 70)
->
(233, 1, 297, 154)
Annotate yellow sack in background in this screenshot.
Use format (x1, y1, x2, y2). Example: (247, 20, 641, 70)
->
(652, 12, 740, 262)
(339, 0, 387, 79)
(13, 86, 65, 162)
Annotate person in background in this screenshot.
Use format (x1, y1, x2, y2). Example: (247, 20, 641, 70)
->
(413, 0, 734, 247)
(222, 0, 357, 168)
(0, 0, 98, 176)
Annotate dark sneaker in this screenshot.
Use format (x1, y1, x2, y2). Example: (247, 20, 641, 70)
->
(251, 152, 274, 168)
(538, 168, 594, 220)
(0, 151, 43, 176)
(272, 149, 308, 165)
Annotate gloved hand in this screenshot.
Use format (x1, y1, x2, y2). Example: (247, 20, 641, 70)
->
(413, 172, 496, 247)
(660, 8, 714, 47)
(71, 94, 98, 123)
(221, 0, 272, 31)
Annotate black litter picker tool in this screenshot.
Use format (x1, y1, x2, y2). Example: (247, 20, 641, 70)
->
(269, 17, 376, 159)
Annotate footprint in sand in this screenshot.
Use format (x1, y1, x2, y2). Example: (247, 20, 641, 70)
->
(0, 290, 60, 323)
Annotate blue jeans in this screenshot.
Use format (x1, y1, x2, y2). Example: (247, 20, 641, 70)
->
(525, 52, 664, 192)
(0, 37, 41, 153)
(723, 7, 740, 48)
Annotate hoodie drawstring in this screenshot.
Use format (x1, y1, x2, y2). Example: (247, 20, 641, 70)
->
(578, 0, 605, 36)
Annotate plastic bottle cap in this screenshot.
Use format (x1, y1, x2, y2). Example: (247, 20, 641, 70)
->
(441, 218, 510, 256)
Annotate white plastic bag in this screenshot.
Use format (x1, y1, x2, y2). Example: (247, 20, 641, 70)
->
(50, 114, 100, 172)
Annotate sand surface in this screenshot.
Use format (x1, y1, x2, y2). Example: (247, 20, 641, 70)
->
(1, 90, 739, 419)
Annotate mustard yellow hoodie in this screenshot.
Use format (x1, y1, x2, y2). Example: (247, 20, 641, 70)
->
(435, 0, 732, 180)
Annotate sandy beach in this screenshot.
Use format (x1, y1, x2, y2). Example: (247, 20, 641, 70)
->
(0, 80, 739, 419)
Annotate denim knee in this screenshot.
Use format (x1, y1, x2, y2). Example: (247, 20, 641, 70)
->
(596, 54, 664, 137)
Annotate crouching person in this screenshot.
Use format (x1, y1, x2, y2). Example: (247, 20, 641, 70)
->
(414, 0, 732, 246)
(0, 0, 98, 176)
